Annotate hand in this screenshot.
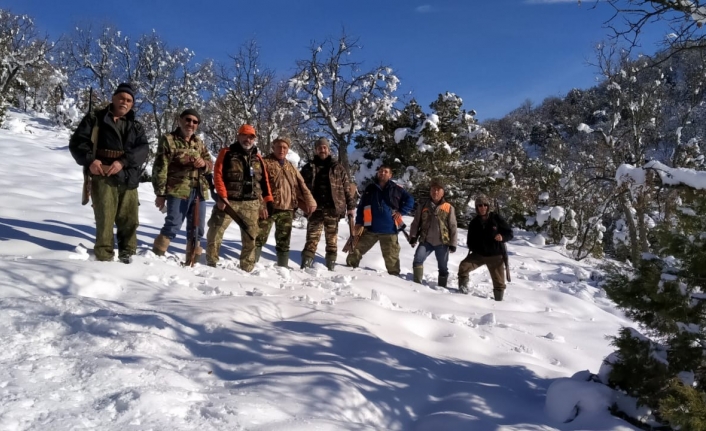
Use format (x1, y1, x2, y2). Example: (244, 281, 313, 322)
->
(105, 160, 124, 176)
(193, 157, 206, 169)
(307, 204, 317, 216)
(217, 198, 229, 211)
(449, 246, 457, 253)
(409, 237, 417, 248)
(494, 234, 503, 242)
(155, 196, 166, 210)
(89, 159, 105, 176)
(347, 209, 355, 218)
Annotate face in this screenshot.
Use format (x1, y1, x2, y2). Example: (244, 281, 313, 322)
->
(315, 142, 330, 159)
(273, 141, 289, 161)
(377, 167, 393, 183)
(238, 133, 257, 150)
(430, 186, 444, 202)
(476, 202, 489, 216)
(111, 92, 134, 117)
(179, 115, 199, 138)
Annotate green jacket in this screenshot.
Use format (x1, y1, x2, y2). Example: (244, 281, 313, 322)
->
(409, 198, 458, 247)
(152, 129, 213, 199)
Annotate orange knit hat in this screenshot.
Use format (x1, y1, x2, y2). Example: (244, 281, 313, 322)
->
(238, 124, 256, 136)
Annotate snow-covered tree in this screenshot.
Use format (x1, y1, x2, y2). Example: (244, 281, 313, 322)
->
(288, 33, 399, 171)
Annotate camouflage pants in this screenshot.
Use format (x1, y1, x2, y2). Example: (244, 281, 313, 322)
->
(302, 208, 340, 260)
(345, 230, 401, 275)
(458, 253, 506, 290)
(256, 210, 294, 253)
(91, 176, 139, 261)
(205, 199, 260, 272)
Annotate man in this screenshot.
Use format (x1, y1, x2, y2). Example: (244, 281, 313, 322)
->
(151, 109, 213, 263)
(346, 165, 414, 275)
(299, 137, 357, 271)
(457, 195, 513, 300)
(205, 124, 273, 272)
(409, 178, 458, 287)
(255, 136, 316, 267)
(69, 82, 149, 263)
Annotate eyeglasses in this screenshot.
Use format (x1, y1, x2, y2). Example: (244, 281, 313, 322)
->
(183, 117, 199, 125)
(240, 134, 256, 140)
(477, 203, 489, 208)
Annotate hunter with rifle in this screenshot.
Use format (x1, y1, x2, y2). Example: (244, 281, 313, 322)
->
(69, 83, 149, 264)
(345, 165, 414, 276)
(457, 195, 513, 301)
(204, 124, 273, 272)
(151, 108, 212, 266)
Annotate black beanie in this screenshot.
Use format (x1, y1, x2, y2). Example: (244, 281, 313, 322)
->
(180, 108, 201, 122)
(113, 82, 135, 99)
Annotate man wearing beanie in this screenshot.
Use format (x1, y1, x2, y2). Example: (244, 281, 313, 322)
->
(408, 178, 458, 288)
(457, 195, 513, 300)
(205, 124, 273, 272)
(69, 82, 149, 263)
(254, 136, 316, 268)
(151, 109, 213, 264)
(299, 137, 357, 271)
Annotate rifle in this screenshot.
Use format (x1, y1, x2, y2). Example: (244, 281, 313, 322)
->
(343, 222, 364, 254)
(205, 173, 255, 240)
(391, 210, 412, 244)
(81, 88, 98, 205)
(185, 175, 201, 267)
(502, 241, 511, 282)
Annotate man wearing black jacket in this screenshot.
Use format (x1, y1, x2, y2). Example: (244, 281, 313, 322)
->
(458, 195, 513, 300)
(69, 83, 149, 263)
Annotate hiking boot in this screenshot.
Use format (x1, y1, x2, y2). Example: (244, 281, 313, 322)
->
(152, 234, 170, 256)
(277, 251, 290, 268)
(118, 252, 133, 264)
(458, 276, 469, 294)
(438, 274, 448, 288)
(493, 289, 504, 301)
(413, 266, 424, 284)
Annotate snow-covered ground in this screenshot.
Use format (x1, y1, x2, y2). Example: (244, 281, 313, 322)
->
(0, 110, 639, 430)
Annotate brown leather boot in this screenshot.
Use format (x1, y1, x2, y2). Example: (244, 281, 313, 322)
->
(152, 234, 171, 256)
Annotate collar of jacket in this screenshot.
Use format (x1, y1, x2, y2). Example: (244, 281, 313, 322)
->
(313, 155, 333, 167)
(102, 104, 136, 121)
(229, 142, 259, 156)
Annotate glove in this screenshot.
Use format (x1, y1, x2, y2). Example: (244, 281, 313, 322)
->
(409, 237, 417, 247)
(266, 201, 274, 216)
(449, 246, 457, 253)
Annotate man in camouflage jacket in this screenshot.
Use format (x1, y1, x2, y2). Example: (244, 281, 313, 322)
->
(299, 137, 357, 271)
(151, 109, 213, 261)
(255, 137, 316, 267)
(205, 124, 273, 272)
(409, 178, 458, 288)
(69, 83, 149, 264)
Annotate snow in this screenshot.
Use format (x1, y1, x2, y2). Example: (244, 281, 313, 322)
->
(0, 109, 640, 430)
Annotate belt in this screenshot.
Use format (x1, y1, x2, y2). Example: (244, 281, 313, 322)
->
(96, 149, 125, 159)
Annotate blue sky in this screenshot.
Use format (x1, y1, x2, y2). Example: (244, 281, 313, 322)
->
(4, 0, 666, 120)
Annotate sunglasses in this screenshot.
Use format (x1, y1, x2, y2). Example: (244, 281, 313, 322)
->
(183, 117, 199, 125)
(477, 203, 489, 208)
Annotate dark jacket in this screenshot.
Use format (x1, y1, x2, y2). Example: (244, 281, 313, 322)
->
(300, 156, 356, 217)
(466, 212, 513, 256)
(69, 105, 150, 189)
(355, 180, 414, 234)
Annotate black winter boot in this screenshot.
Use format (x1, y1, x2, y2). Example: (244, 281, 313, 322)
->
(438, 274, 448, 288)
(493, 289, 504, 301)
(300, 251, 314, 269)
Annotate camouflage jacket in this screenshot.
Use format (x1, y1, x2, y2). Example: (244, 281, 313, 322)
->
(409, 198, 458, 247)
(261, 155, 316, 212)
(152, 130, 213, 199)
(300, 156, 356, 217)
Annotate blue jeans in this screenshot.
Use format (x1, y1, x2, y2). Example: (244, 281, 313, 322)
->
(159, 188, 206, 241)
(413, 242, 449, 276)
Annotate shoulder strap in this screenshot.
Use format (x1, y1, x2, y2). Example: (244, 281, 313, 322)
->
(90, 124, 99, 155)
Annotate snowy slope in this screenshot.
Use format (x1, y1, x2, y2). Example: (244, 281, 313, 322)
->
(0, 110, 638, 430)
